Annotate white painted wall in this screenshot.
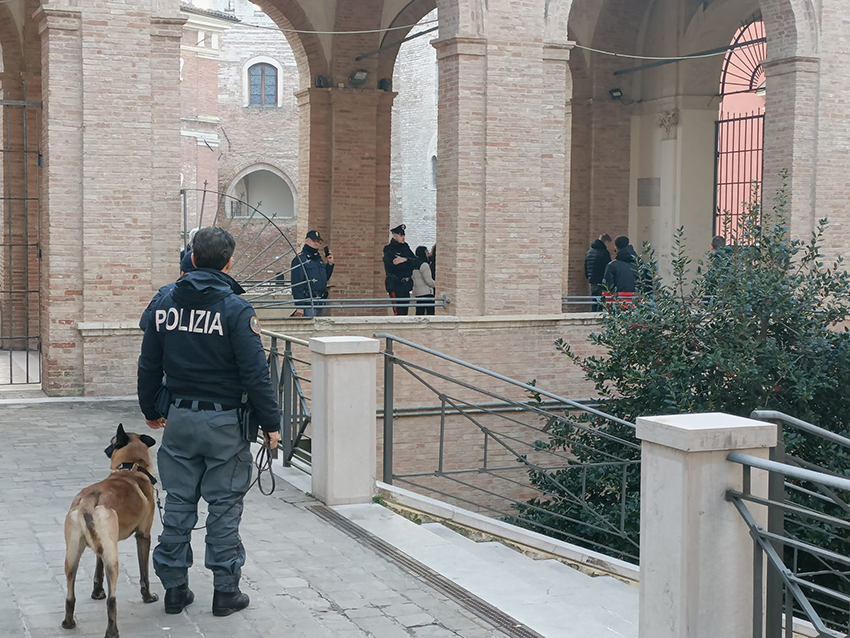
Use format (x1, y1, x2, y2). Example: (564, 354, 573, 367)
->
(233, 169, 295, 219)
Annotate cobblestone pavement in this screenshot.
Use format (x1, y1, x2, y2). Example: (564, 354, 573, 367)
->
(0, 400, 509, 638)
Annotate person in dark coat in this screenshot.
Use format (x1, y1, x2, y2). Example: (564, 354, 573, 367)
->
(603, 236, 640, 294)
(137, 226, 280, 617)
(290, 230, 334, 317)
(584, 234, 611, 309)
(382, 224, 420, 315)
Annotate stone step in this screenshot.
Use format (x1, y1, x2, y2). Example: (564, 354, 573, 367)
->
(334, 504, 638, 638)
(420, 522, 637, 626)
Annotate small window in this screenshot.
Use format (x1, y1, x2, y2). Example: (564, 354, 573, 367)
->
(249, 63, 277, 106)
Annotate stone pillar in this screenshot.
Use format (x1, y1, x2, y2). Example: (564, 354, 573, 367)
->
(37, 7, 85, 395)
(636, 413, 777, 638)
(295, 88, 330, 244)
(296, 88, 395, 300)
(761, 56, 819, 239)
(309, 336, 380, 506)
(150, 15, 186, 290)
(434, 36, 487, 316)
(543, 42, 572, 311)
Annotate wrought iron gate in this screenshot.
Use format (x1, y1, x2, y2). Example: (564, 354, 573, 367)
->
(0, 97, 42, 385)
(713, 110, 765, 240)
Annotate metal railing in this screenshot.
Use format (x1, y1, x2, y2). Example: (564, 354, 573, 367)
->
(728, 410, 850, 637)
(250, 294, 450, 315)
(376, 333, 640, 562)
(262, 329, 312, 466)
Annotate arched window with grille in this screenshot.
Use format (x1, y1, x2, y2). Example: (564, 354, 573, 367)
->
(248, 62, 278, 106)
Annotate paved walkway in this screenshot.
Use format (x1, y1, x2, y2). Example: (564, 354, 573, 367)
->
(0, 400, 509, 638)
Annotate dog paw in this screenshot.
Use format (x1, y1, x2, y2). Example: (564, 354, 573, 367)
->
(61, 619, 76, 630)
(105, 629, 119, 638)
(142, 592, 159, 603)
(91, 589, 106, 600)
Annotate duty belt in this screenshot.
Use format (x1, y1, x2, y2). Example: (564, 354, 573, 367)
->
(173, 398, 241, 412)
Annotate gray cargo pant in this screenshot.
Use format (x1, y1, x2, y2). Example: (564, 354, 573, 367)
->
(153, 404, 252, 593)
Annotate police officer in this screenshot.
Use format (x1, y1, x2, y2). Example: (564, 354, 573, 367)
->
(383, 224, 420, 315)
(290, 229, 334, 317)
(137, 226, 280, 617)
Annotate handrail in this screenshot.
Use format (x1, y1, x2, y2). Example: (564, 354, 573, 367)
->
(751, 409, 850, 451)
(727, 452, 850, 493)
(374, 332, 634, 429)
(260, 329, 309, 347)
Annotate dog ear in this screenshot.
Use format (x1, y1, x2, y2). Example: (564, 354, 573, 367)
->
(104, 443, 115, 458)
(115, 423, 130, 448)
(139, 434, 156, 448)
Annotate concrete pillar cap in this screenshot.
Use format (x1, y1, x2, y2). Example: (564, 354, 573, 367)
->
(636, 412, 777, 452)
(309, 336, 380, 356)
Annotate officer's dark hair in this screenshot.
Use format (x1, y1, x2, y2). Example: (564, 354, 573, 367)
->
(711, 235, 726, 250)
(192, 226, 236, 271)
(599, 233, 612, 243)
(614, 235, 630, 250)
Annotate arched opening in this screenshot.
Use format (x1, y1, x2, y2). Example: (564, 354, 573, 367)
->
(390, 9, 439, 251)
(0, 0, 42, 385)
(226, 166, 296, 219)
(714, 17, 766, 241)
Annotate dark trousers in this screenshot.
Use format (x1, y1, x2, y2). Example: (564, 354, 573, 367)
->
(296, 298, 325, 317)
(415, 294, 435, 315)
(154, 405, 252, 593)
(389, 290, 411, 315)
(590, 284, 604, 312)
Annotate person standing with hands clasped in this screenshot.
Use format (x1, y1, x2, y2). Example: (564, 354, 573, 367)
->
(137, 226, 280, 619)
(383, 224, 420, 315)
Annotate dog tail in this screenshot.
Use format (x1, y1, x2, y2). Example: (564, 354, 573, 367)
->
(81, 509, 104, 557)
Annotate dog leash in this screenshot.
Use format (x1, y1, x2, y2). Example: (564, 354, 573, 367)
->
(154, 442, 276, 531)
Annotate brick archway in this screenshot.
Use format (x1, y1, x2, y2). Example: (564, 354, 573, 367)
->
(256, 0, 328, 90)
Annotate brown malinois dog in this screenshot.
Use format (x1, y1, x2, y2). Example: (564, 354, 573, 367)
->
(62, 424, 159, 638)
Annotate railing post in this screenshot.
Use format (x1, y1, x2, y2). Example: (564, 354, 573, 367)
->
(636, 413, 777, 638)
(383, 337, 394, 485)
(309, 336, 380, 505)
(766, 434, 786, 638)
(281, 338, 293, 466)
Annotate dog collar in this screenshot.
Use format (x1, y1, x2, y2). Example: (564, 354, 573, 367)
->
(116, 462, 158, 486)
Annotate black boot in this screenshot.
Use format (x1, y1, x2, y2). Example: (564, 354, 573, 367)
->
(212, 589, 250, 617)
(164, 583, 194, 614)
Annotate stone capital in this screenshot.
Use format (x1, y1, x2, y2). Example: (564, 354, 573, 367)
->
(150, 16, 187, 39)
(433, 37, 487, 60)
(34, 7, 82, 34)
(762, 55, 820, 77)
(543, 41, 574, 62)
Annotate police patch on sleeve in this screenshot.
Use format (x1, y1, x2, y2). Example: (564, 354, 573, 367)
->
(250, 315, 261, 335)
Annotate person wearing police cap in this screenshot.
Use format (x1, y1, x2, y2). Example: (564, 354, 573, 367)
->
(290, 229, 334, 317)
(139, 250, 197, 331)
(137, 226, 280, 618)
(383, 224, 421, 315)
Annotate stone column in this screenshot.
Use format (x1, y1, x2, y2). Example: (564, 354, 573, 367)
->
(761, 56, 819, 239)
(295, 88, 331, 244)
(434, 36, 487, 316)
(36, 7, 85, 395)
(543, 42, 572, 313)
(150, 15, 186, 290)
(637, 413, 777, 638)
(309, 336, 380, 506)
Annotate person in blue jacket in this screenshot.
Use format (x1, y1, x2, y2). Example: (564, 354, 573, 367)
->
(137, 226, 280, 618)
(290, 229, 334, 317)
